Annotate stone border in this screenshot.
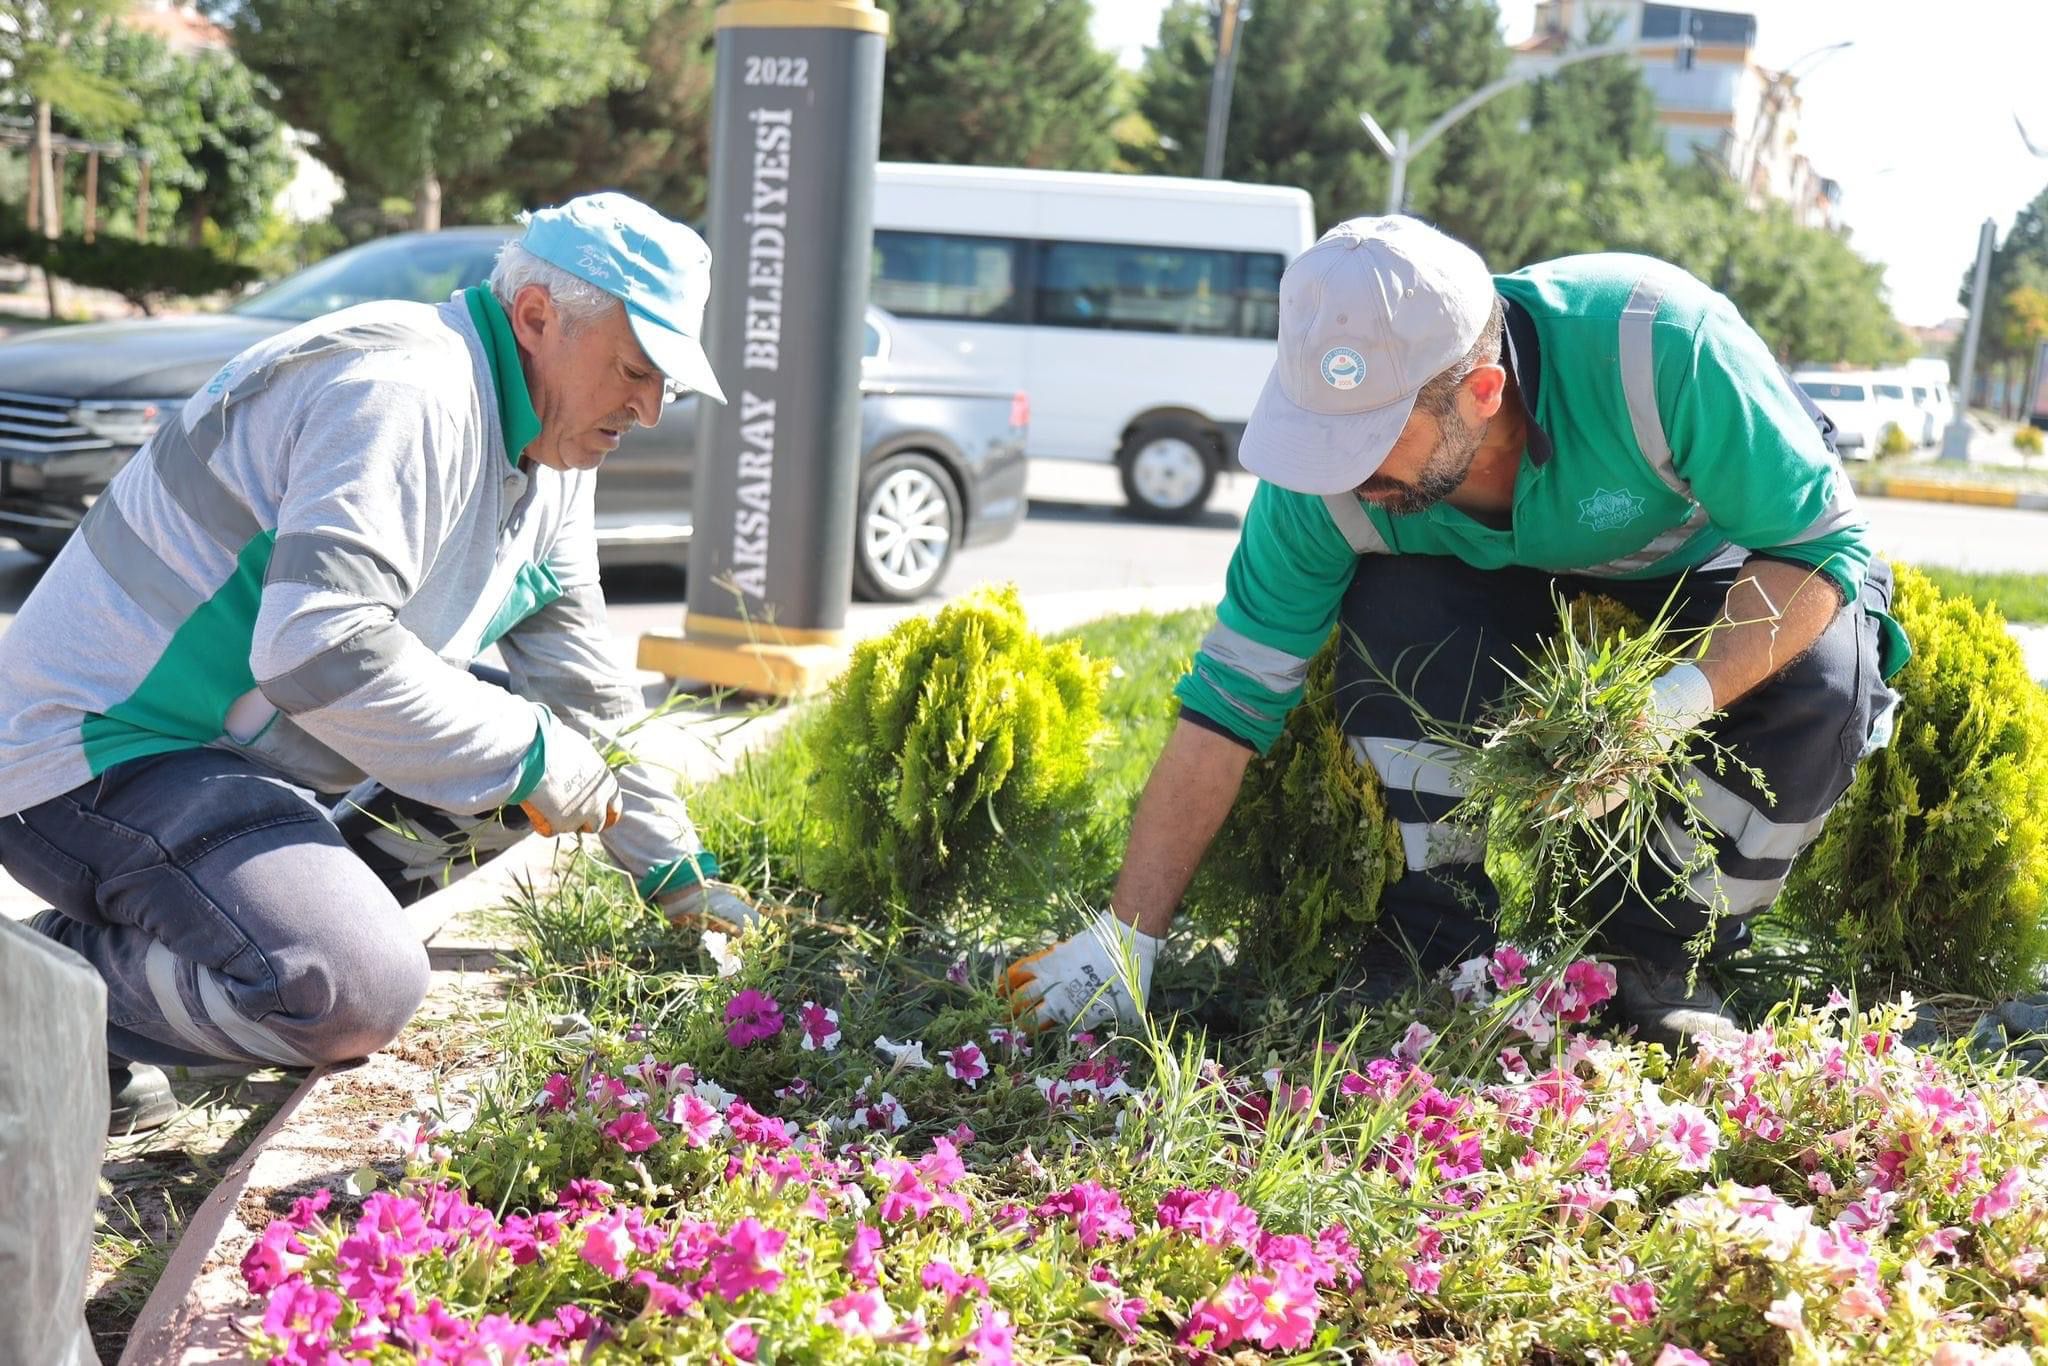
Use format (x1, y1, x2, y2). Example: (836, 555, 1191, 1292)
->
(1849, 471, 2048, 510)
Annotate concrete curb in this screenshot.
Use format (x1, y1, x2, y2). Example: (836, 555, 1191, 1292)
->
(1849, 471, 2048, 510)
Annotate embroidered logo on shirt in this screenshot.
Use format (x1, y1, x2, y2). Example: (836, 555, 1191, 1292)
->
(1577, 487, 1647, 533)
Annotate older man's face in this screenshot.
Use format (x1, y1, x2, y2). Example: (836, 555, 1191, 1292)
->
(510, 285, 668, 472)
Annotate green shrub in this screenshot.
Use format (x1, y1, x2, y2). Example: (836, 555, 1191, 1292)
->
(1878, 422, 1915, 458)
(1186, 631, 1403, 990)
(0, 205, 255, 313)
(2015, 424, 2044, 457)
(808, 585, 1109, 920)
(1775, 563, 2048, 996)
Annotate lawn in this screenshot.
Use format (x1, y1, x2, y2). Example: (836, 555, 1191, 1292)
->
(231, 604, 2048, 1364)
(1913, 568, 2048, 626)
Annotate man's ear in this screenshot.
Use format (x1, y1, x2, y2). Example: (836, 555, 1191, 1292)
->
(1462, 362, 1508, 421)
(507, 284, 555, 351)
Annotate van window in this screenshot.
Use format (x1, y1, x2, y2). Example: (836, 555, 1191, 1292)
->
(1912, 386, 1928, 402)
(1799, 381, 1867, 401)
(1241, 253, 1283, 338)
(1035, 241, 1243, 336)
(1873, 384, 1905, 399)
(871, 231, 1023, 322)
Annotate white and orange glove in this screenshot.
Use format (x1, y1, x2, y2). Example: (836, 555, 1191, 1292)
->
(659, 880, 765, 934)
(520, 709, 623, 838)
(1000, 911, 1161, 1031)
(1575, 663, 1719, 820)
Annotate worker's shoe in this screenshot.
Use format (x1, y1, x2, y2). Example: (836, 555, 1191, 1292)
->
(109, 1058, 179, 1136)
(1612, 960, 1745, 1053)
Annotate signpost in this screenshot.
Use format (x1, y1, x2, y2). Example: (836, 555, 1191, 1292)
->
(639, 0, 889, 694)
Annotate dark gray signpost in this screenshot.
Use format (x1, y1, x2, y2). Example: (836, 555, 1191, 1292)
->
(640, 0, 889, 693)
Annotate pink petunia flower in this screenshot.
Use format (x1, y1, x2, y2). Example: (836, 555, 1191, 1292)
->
(262, 1281, 343, 1342)
(603, 1110, 661, 1153)
(945, 1042, 990, 1087)
(1241, 1266, 1320, 1350)
(798, 1001, 841, 1052)
(1610, 1280, 1658, 1324)
(1654, 1350, 1711, 1366)
(922, 1258, 990, 1300)
(240, 1221, 306, 1295)
(665, 1091, 725, 1147)
(963, 1304, 1017, 1364)
(705, 1217, 787, 1300)
(1489, 943, 1530, 990)
(1096, 1293, 1146, 1343)
(846, 1223, 884, 1286)
(724, 989, 785, 1049)
(819, 1289, 896, 1336)
(724, 1320, 760, 1362)
(1973, 1167, 2024, 1225)
(856, 1092, 909, 1133)
(1659, 1103, 1720, 1171)
(1035, 1180, 1136, 1247)
(580, 1211, 632, 1279)
(1393, 1022, 1437, 1065)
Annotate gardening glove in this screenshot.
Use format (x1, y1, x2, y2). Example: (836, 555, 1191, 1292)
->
(658, 880, 765, 934)
(1573, 663, 1718, 820)
(520, 707, 623, 838)
(1000, 910, 1161, 1032)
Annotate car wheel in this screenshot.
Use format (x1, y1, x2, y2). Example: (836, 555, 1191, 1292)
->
(1118, 418, 1218, 522)
(853, 451, 960, 603)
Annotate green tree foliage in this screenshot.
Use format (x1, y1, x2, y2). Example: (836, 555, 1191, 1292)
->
(225, 0, 639, 226)
(47, 26, 292, 249)
(1131, 0, 1396, 228)
(1133, 1, 1904, 364)
(808, 586, 1109, 918)
(443, 0, 717, 226)
(1777, 564, 2048, 998)
(0, 1, 135, 131)
(873, 0, 1122, 170)
(0, 201, 256, 309)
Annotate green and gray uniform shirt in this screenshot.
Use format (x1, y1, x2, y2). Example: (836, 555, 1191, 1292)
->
(1178, 252, 1902, 754)
(0, 286, 714, 902)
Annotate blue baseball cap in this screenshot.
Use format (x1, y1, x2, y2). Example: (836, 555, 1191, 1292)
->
(518, 192, 727, 404)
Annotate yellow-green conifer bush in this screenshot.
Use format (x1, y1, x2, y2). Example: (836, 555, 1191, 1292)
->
(1188, 632, 1404, 990)
(1776, 563, 2048, 997)
(808, 585, 1110, 920)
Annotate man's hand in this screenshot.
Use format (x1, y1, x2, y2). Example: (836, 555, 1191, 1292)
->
(521, 710, 623, 838)
(1567, 662, 1718, 820)
(999, 911, 1161, 1032)
(659, 880, 764, 933)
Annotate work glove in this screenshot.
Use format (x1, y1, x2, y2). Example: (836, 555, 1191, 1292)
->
(999, 910, 1161, 1032)
(658, 879, 765, 934)
(1571, 663, 1718, 821)
(520, 706, 624, 838)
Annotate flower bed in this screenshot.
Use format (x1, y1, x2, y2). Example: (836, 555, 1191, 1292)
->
(239, 906, 2048, 1364)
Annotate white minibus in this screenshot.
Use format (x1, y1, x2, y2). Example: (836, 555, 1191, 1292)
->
(869, 163, 1316, 519)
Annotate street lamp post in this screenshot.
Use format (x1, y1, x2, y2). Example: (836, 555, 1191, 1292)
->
(1942, 218, 1996, 463)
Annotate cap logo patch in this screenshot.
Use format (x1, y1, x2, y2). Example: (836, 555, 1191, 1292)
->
(1321, 346, 1366, 391)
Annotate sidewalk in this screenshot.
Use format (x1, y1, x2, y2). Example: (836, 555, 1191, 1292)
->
(1850, 412, 2048, 510)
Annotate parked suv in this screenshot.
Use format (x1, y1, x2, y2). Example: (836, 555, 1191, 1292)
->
(0, 227, 1028, 601)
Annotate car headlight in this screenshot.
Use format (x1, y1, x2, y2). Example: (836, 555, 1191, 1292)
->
(68, 401, 178, 448)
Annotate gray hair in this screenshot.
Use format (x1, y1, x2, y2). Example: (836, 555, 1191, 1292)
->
(488, 241, 622, 337)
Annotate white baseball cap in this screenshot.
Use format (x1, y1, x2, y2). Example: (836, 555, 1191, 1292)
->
(1239, 215, 1496, 495)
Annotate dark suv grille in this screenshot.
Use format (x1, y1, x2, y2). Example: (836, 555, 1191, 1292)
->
(0, 390, 114, 458)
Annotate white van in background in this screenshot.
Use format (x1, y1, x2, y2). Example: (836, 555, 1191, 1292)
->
(1792, 371, 1883, 460)
(869, 163, 1316, 519)
(1867, 375, 1924, 449)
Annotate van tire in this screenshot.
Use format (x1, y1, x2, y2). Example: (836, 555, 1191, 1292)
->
(852, 451, 962, 603)
(1118, 418, 1218, 522)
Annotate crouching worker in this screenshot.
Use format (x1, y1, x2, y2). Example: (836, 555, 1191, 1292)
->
(1003, 215, 1908, 1049)
(0, 194, 761, 1129)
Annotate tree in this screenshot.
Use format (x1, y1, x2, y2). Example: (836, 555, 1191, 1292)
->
(225, 0, 640, 229)
(873, 0, 1123, 170)
(0, 1, 134, 312)
(1963, 186, 2048, 415)
(442, 0, 717, 226)
(1132, 0, 1400, 227)
(50, 25, 292, 250)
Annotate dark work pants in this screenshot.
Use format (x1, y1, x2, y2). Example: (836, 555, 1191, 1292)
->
(1332, 554, 1896, 972)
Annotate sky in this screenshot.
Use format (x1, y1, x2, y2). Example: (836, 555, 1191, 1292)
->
(1090, 0, 2048, 327)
